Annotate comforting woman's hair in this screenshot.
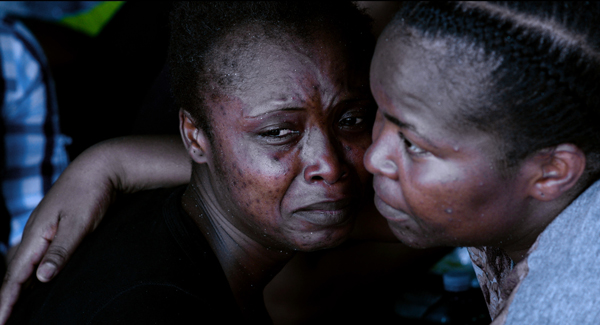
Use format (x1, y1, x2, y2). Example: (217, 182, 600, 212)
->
(392, 2, 600, 177)
(168, 1, 374, 135)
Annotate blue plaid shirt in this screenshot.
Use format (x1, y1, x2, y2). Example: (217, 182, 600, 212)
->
(0, 17, 70, 251)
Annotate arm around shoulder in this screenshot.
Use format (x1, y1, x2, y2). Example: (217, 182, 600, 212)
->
(0, 135, 191, 325)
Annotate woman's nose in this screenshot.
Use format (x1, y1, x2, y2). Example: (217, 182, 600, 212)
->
(364, 129, 398, 179)
(302, 129, 347, 185)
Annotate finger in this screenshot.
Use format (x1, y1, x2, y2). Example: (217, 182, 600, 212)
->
(0, 233, 52, 325)
(36, 245, 68, 282)
(36, 215, 93, 283)
(0, 276, 21, 325)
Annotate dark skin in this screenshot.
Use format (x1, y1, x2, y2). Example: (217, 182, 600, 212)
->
(0, 4, 415, 323)
(178, 28, 374, 320)
(365, 29, 587, 263)
(0, 2, 592, 323)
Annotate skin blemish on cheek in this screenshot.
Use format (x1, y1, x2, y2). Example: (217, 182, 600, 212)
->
(272, 152, 286, 162)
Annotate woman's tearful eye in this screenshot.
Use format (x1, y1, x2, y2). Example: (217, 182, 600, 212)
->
(337, 107, 374, 132)
(263, 128, 296, 137)
(259, 127, 300, 144)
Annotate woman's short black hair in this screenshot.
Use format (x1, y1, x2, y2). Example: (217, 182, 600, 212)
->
(391, 2, 600, 179)
(168, 1, 374, 136)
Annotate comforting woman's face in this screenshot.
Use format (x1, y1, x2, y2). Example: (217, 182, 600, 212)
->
(202, 32, 374, 251)
(364, 35, 534, 249)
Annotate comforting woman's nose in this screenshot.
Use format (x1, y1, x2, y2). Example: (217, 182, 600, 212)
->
(364, 132, 398, 179)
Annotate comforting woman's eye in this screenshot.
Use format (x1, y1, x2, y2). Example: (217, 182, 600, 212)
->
(399, 132, 426, 154)
(339, 116, 364, 127)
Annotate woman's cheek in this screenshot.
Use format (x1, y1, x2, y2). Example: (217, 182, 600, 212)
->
(345, 134, 373, 178)
(399, 163, 445, 222)
(237, 153, 299, 213)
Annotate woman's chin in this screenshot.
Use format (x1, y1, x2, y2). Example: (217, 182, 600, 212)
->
(288, 224, 354, 252)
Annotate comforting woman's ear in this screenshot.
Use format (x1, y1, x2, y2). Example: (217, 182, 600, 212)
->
(529, 144, 586, 201)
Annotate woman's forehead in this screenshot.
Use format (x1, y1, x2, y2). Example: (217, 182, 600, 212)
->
(205, 34, 370, 116)
(374, 32, 495, 108)
(371, 33, 500, 142)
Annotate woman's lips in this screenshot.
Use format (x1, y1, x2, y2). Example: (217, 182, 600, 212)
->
(373, 193, 410, 223)
(294, 199, 355, 226)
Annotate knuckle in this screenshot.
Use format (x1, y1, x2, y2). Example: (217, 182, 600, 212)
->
(2, 270, 13, 283)
(2, 269, 24, 287)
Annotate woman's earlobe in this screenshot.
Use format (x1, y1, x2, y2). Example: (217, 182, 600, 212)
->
(530, 144, 586, 201)
(179, 109, 209, 164)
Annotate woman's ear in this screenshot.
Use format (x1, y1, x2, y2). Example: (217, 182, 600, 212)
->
(528, 144, 586, 201)
(179, 109, 210, 164)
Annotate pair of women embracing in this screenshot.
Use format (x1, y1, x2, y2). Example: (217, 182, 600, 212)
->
(2, 2, 600, 324)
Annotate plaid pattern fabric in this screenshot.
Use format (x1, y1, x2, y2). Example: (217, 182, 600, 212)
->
(0, 17, 69, 250)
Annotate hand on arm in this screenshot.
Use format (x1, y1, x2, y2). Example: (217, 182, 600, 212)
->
(0, 135, 191, 324)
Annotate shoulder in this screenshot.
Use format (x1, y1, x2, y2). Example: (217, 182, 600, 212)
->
(504, 182, 600, 324)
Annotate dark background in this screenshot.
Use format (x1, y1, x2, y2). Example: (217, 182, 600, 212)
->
(22, 1, 178, 160)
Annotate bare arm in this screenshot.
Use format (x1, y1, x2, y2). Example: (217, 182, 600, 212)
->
(0, 135, 191, 324)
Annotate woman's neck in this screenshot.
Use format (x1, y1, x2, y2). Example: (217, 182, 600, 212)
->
(500, 192, 577, 264)
(181, 170, 294, 321)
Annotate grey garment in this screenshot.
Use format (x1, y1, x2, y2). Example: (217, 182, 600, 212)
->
(505, 180, 600, 324)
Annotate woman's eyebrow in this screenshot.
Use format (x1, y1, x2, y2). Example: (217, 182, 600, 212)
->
(245, 107, 304, 119)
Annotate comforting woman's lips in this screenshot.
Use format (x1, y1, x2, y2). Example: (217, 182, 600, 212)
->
(373, 193, 410, 223)
(294, 198, 355, 226)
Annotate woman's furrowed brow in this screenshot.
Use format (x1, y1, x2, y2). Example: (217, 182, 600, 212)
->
(244, 107, 305, 119)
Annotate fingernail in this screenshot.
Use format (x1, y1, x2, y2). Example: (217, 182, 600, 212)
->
(37, 263, 56, 282)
